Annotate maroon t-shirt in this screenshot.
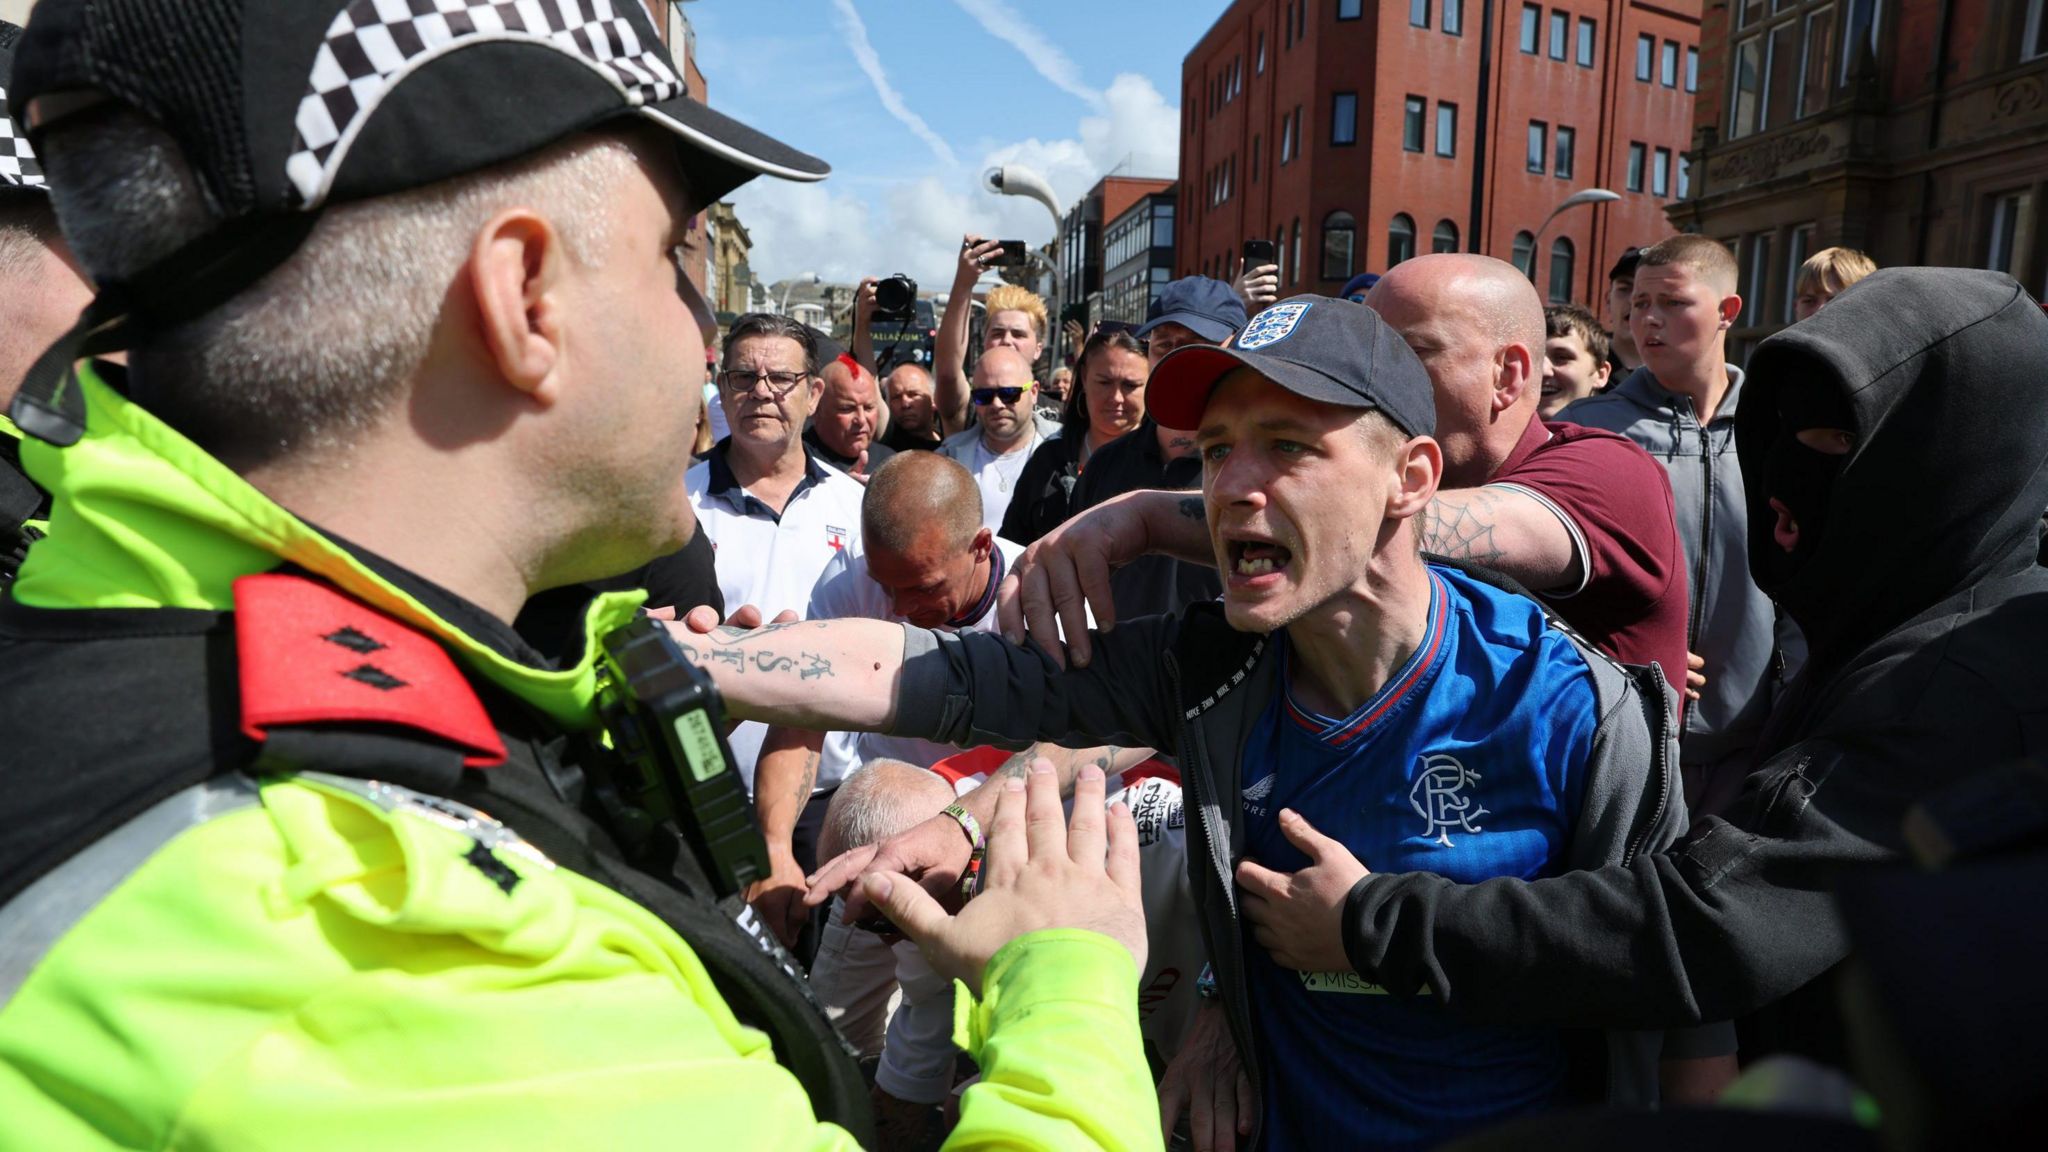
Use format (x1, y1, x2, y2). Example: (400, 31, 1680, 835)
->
(1493, 417, 1690, 692)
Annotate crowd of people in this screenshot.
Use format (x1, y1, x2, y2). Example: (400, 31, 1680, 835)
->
(1, 5, 2044, 1152)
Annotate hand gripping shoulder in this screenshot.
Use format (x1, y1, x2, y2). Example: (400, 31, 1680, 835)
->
(233, 573, 506, 767)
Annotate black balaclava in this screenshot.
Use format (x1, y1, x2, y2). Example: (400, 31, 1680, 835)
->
(1754, 383, 1855, 592)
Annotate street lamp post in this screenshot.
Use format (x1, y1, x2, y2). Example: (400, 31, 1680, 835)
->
(983, 164, 1067, 363)
(779, 270, 820, 316)
(1528, 188, 1621, 286)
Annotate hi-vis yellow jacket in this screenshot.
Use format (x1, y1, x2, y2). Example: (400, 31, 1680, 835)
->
(0, 364, 1162, 1151)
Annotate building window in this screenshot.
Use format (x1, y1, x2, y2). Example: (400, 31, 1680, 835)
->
(1686, 46, 1700, 91)
(1324, 212, 1358, 280)
(1154, 204, 1175, 249)
(1548, 238, 1576, 303)
(1653, 147, 1671, 197)
(1511, 230, 1537, 277)
(1285, 1, 1294, 48)
(1840, 0, 1880, 84)
(1549, 11, 1568, 59)
(1729, 36, 1763, 138)
(1445, 0, 1463, 36)
(1661, 40, 1678, 87)
(1555, 125, 1575, 178)
(1388, 213, 1418, 268)
(1436, 101, 1458, 156)
(1275, 227, 1288, 286)
(1677, 154, 1691, 199)
(1988, 190, 2036, 280)
(1433, 219, 1460, 254)
(1257, 32, 1267, 73)
(1520, 4, 1541, 53)
(1783, 224, 1814, 323)
(1636, 33, 1654, 81)
(1527, 121, 1548, 173)
(1407, 0, 1427, 28)
(1299, 0, 1309, 42)
(1291, 219, 1303, 286)
(1404, 95, 1426, 152)
(1577, 17, 1596, 66)
(1799, 9, 1837, 119)
(1281, 108, 1297, 163)
(1627, 142, 1646, 192)
(2027, 0, 2048, 61)
(1743, 232, 1775, 327)
(1332, 92, 1359, 145)
(1342, 0, 1365, 18)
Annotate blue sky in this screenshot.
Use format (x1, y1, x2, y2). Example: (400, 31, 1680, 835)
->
(690, 0, 1226, 290)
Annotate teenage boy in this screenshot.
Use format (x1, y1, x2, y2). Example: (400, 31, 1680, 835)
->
(1561, 235, 1786, 816)
(1540, 304, 1613, 418)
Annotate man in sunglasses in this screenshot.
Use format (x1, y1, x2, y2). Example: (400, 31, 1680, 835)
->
(937, 346, 1060, 532)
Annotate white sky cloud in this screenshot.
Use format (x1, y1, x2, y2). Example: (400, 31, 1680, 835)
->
(829, 0, 959, 169)
(728, 71, 1179, 293)
(952, 0, 1106, 113)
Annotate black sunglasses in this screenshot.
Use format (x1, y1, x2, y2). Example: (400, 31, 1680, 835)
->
(971, 386, 1028, 405)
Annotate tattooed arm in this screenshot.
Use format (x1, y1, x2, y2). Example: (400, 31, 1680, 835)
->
(663, 618, 907, 730)
(747, 724, 827, 946)
(1416, 486, 1583, 593)
(952, 743, 1158, 829)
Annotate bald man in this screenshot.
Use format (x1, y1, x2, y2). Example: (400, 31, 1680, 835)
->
(746, 452, 1128, 946)
(937, 347, 1061, 531)
(804, 354, 895, 478)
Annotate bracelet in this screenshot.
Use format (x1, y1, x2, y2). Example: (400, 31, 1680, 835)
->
(942, 804, 990, 903)
(940, 803, 984, 851)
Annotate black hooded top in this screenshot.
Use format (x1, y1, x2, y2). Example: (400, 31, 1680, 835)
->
(1337, 267, 2048, 1067)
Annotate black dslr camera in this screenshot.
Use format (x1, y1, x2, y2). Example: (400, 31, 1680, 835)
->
(594, 617, 769, 902)
(873, 274, 918, 323)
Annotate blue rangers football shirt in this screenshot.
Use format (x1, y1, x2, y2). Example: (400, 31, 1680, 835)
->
(1240, 565, 1597, 1151)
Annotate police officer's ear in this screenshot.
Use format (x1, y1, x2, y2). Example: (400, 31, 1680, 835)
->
(471, 208, 572, 406)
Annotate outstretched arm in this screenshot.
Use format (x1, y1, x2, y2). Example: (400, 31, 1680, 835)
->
(666, 619, 906, 731)
(935, 236, 1003, 436)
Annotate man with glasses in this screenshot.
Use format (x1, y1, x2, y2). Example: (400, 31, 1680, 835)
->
(688, 313, 868, 822)
(937, 346, 1060, 532)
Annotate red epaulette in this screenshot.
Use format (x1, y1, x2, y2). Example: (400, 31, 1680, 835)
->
(234, 573, 506, 767)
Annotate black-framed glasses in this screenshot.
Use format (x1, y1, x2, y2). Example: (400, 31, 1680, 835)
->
(717, 368, 810, 398)
(971, 386, 1028, 406)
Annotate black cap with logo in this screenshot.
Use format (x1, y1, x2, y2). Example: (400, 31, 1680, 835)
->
(8, 0, 829, 445)
(1147, 294, 1436, 439)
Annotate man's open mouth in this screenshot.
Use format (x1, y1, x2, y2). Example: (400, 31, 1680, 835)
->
(1228, 538, 1294, 579)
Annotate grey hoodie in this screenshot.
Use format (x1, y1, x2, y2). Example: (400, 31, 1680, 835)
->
(1559, 365, 1787, 813)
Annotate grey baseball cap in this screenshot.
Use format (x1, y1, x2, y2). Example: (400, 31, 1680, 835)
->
(1147, 294, 1436, 437)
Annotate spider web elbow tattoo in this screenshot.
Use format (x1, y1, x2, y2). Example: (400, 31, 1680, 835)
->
(1420, 497, 1506, 565)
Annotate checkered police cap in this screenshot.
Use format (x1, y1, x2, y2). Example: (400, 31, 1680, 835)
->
(6, 0, 827, 447)
(0, 22, 46, 194)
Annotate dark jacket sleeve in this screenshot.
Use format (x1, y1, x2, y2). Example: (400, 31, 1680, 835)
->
(890, 615, 1183, 756)
(1339, 735, 1886, 1031)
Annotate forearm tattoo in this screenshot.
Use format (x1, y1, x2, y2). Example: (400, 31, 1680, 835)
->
(995, 743, 1129, 785)
(1417, 492, 1506, 566)
(1178, 496, 1205, 520)
(670, 621, 839, 679)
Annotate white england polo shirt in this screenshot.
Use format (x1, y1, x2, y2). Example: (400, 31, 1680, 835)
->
(686, 441, 867, 792)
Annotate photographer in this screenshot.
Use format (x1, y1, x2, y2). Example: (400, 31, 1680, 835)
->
(935, 233, 1047, 436)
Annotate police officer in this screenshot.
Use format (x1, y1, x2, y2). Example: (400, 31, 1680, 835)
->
(0, 4, 1154, 1149)
(0, 20, 94, 587)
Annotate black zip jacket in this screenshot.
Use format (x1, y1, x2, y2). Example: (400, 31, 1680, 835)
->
(1339, 268, 2048, 1069)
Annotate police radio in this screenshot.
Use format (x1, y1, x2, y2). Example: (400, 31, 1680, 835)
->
(596, 616, 770, 902)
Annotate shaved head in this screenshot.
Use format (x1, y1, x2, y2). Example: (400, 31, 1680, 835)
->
(972, 346, 1033, 389)
(1366, 254, 1545, 487)
(862, 450, 983, 554)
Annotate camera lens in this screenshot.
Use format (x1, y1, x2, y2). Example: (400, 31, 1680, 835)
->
(875, 274, 916, 316)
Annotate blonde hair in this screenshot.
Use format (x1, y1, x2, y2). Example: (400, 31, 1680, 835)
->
(1637, 234, 1739, 295)
(1796, 247, 1877, 298)
(983, 284, 1049, 341)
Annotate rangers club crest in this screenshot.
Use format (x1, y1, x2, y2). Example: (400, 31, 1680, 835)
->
(1233, 302, 1312, 350)
(1409, 754, 1488, 847)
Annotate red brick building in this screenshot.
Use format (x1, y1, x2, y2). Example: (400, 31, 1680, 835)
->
(1672, 0, 2048, 355)
(646, 0, 712, 295)
(1178, 0, 1700, 308)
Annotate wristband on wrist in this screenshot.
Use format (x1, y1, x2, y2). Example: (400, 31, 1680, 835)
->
(942, 803, 990, 902)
